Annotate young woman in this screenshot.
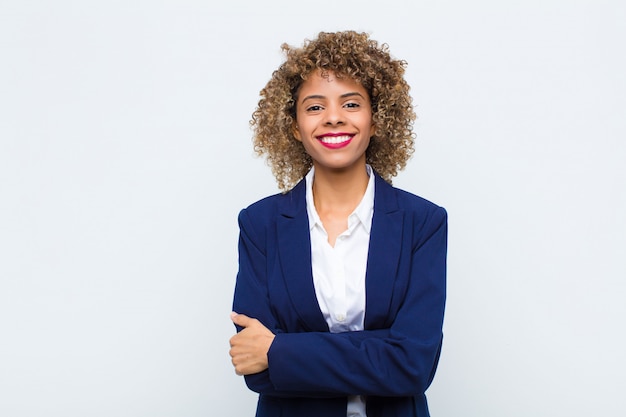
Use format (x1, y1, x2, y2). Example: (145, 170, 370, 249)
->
(229, 31, 448, 417)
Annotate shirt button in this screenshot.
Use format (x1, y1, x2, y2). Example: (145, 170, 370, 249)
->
(336, 314, 346, 322)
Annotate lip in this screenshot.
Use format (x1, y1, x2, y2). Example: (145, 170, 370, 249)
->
(316, 133, 354, 149)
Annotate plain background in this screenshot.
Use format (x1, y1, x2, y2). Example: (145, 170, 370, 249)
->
(1, 1, 625, 416)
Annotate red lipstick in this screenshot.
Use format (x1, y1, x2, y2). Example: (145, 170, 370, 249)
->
(316, 133, 354, 149)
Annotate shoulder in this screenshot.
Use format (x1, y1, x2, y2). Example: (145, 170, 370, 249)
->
(238, 179, 306, 226)
(393, 187, 446, 219)
(374, 176, 447, 248)
(394, 186, 447, 236)
(240, 192, 283, 216)
(382, 183, 448, 253)
(375, 174, 446, 220)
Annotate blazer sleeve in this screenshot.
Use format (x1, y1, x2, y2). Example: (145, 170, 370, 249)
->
(233, 203, 447, 398)
(266, 206, 448, 397)
(233, 207, 335, 397)
(232, 207, 280, 332)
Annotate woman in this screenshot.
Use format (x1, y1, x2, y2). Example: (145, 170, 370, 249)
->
(229, 31, 448, 417)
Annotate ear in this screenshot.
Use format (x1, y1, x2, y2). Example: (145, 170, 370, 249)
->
(292, 122, 302, 142)
(369, 122, 376, 138)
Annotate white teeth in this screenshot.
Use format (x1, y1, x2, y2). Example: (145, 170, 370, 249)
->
(319, 135, 352, 144)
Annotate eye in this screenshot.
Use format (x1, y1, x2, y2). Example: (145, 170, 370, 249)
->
(344, 102, 360, 109)
(306, 105, 324, 112)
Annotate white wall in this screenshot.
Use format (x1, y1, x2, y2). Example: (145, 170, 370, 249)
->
(1, 1, 624, 416)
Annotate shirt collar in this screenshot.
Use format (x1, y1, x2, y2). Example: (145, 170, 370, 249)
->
(305, 165, 375, 234)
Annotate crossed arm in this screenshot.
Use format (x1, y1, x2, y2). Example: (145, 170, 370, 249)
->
(228, 205, 447, 398)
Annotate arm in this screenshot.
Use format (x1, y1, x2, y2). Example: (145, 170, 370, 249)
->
(266, 207, 448, 397)
(231, 208, 333, 397)
(231, 207, 377, 398)
(231, 205, 447, 397)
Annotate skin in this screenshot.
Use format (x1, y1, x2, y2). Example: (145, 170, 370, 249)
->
(293, 70, 376, 246)
(229, 70, 376, 376)
(229, 312, 275, 376)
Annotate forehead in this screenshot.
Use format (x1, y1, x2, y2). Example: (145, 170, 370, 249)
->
(298, 70, 368, 98)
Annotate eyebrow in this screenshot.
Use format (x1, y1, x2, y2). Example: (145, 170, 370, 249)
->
(300, 92, 366, 103)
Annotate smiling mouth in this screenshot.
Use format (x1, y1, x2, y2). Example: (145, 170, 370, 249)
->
(317, 135, 353, 145)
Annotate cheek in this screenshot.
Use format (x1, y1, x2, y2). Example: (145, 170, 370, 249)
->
(299, 139, 316, 154)
(295, 121, 314, 140)
(292, 118, 306, 141)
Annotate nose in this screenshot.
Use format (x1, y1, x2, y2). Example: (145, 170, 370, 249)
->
(324, 104, 344, 126)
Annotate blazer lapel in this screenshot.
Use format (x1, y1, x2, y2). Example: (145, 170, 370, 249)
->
(276, 181, 329, 332)
(364, 174, 404, 329)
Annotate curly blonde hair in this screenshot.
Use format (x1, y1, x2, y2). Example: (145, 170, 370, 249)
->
(251, 30, 416, 191)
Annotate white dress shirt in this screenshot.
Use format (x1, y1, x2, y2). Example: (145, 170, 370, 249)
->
(305, 165, 375, 417)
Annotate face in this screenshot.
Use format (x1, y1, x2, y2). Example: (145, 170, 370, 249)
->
(292, 70, 376, 174)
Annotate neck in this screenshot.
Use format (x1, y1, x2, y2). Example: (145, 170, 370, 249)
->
(311, 163, 370, 213)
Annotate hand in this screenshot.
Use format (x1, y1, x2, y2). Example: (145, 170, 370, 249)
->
(229, 312, 275, 375)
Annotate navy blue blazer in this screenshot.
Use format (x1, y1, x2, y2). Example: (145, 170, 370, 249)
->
(232, 172, 447, 417)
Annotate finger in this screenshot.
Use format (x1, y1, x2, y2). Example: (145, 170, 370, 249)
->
(231, 312, 253, 328)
